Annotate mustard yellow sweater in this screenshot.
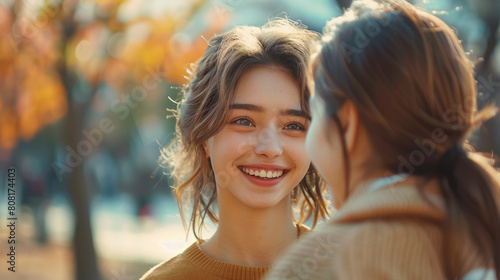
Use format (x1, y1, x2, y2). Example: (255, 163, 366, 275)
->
(140, 224, 309, 280)
(265, 178, 492, 280)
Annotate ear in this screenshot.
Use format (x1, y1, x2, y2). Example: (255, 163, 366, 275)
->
(337, 101, 360, 154)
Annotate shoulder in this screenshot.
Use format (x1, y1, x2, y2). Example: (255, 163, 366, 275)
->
(266, 222, 346, 279)
(333, 219, 445, 279)
(341, 217, 442, 248)
(139, 254, 189, 280)
(139, 243, 201, 280)
(267, 219, 445, 280)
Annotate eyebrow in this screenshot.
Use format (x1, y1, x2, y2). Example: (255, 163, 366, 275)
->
(230, 103, 310, 120)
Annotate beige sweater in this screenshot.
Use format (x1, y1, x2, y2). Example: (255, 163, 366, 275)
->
(140, 224, 310, 280)
(265, 178, 490, 280)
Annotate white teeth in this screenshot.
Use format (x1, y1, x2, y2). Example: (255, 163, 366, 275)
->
(241, 167, 285, 179)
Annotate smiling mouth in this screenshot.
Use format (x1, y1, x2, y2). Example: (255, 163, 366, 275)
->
(238, 166, 288, 179)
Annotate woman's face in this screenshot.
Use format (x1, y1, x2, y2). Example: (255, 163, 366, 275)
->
(205, 66, 310, 209)
(306, 94, 344, 208)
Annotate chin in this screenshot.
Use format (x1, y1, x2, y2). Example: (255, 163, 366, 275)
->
(239, 193, 289, 209)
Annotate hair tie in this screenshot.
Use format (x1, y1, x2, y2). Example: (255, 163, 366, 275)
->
(437, 145, 467, 176)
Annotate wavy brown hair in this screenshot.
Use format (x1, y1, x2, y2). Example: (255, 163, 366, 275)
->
(312, 0, 500, 278)
(160, 18, 329, 240)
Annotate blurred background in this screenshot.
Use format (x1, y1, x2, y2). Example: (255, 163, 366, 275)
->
(0, 0, 498, 279)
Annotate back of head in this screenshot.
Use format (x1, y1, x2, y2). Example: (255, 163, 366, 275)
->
(313, 0, 500, 277)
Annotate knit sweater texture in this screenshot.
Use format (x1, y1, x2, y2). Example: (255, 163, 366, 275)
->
(140, 224, 309, 280)
(265, 178, 490, 280)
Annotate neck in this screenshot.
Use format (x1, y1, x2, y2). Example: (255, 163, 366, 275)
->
(338, 163, 393, 208)
(200, 194, 298, 266)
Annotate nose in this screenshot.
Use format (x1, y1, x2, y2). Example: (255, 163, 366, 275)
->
(254, 127, 283, 158)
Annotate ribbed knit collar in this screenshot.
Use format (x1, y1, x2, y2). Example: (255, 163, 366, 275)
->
(183, 224, 309, 280)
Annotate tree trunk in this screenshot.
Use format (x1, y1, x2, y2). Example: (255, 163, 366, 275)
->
(64, 100, 101, 280)
(59, 1, 101, 278)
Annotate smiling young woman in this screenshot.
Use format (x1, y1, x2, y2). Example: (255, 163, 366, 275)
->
(205, 66, 312, 211)
(139, 19, 329, 280)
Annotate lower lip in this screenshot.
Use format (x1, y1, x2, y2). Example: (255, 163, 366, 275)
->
(239, 169, 287, 187)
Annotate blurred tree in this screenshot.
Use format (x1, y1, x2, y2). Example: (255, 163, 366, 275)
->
(0, 2, 67, 161)
(335, 0, 352, 10)
(468, 0, 500, 75)
(457, 0, 500, 155)
(0, 0, 229, 279)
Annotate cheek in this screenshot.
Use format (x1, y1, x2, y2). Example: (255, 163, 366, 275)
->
(306, 118, 339, 186)
(305, 128, 314, 162)
(288, 137, 310, 174)
(208, 133, 248, 177)
(305, 118, 324, 165)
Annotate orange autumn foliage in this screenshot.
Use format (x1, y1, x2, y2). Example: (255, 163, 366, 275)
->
(0, 4, 67, 161)
(0, 0, 230, 161)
